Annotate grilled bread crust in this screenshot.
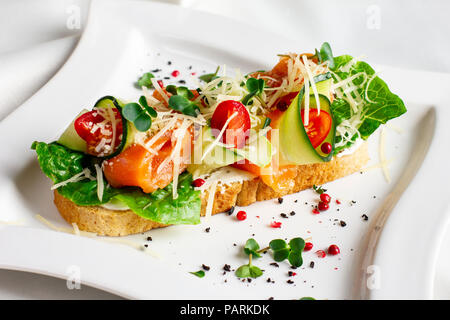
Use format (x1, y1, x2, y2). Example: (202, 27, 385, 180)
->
(55, 143, 369, 236)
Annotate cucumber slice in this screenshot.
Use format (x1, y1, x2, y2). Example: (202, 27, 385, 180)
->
(279, 73, 336, 165)
(92, 96, 135, 159)
(187, 126, 272, 174)
(57, 109, 89, 152)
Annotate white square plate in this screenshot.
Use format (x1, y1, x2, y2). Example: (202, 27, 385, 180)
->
(0, 0, 449, 299)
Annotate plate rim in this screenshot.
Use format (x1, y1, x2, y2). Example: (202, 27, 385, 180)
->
(1, 0, 449, 300)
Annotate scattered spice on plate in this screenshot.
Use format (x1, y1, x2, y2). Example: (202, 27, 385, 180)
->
(280, 213, 288, 218)
(226, 206, 235, 215)
(277, 197, 283, 204)
(309, 261, 315, 268)
(287, 280, 294, 284)
(289, 211, 296, 216)
(304, 242, 313, 251)
(362, 214, 369, 221)
(205, 227, 210, 233)
(146, 236, 152, 241)
(270, 262, 279, 267)
(270, 221, 282, 228)
(327, 245, 340, 255)
(223, 264, 231, 272)
(340, 220, 347, 227)
(316, 250, 326, 258)
(202, 264, 210, 271)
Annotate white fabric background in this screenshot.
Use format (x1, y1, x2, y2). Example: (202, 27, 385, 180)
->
(0, 0, 449, 299)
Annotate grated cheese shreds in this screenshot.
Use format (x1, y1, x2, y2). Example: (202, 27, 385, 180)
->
(106, 106, 117, 153)
(170, 119, 192, 199)
(304, 79, 310, 125)
(301, 55, 321, 115)
(361, 158, 394, 172)
(379, 126, 391, 183)
(36, 214, 74, 233)
(95, 164, 104, 201)
(72, 223, 80, 236)
(151, 78, 169, 103)
(35, 215, 160, 258)
(50, 168, 92, 190)
(204, 181, 218, 221)
(201, 112, 237, 161)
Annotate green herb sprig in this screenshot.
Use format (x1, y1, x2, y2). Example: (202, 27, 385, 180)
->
(167, 85, 200, 117)
(235, 237, 306, 279)
(242, 78, 266, 107)
(269, 238, 305, 267)
(314, 42, 335, 69)
(123, 96, 157, 132)
(313, 184, 327, 195)
(137, 72, 155, 88)
(199, 66, 220, 83)
(235, 238, 263, 279)
(190, 270, 205, 278)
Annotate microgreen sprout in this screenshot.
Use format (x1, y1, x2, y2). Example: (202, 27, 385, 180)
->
(242, 78, 266, 107)
(235, 237, 306, 279)
(122, 96, 157, 132)
(313, 184, 327, 195)
(199, 66, 220, 83)
(314, 42, 335, 69)
(167, 85, 201, 117)
(137, 72, 155, 88)
(190, 270, 205, 278)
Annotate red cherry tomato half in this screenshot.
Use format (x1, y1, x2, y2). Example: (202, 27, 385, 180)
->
(74, 108, 123, 156)
(210, 100, 251, 149)
(301, 109, 332, 149)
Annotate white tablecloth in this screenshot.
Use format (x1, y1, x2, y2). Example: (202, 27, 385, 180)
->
(1, 0, 449, 299)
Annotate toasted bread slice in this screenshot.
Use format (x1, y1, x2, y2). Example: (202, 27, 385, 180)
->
(54, 143, 369, 236)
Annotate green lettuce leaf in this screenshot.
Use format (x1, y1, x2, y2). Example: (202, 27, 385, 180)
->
(32, 141, 201, 225)
(330, 55, 407, 146)
(114, 173, 201, 225)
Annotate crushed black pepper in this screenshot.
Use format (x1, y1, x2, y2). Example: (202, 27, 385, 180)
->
(202, 264, 210, 271)
(309, 261, 315, 268)
(280, 213, 288, 218)
(205, 227, 210, 233)
(178, 80, 186, 84)
(277, 197, 284, 204)
(287, 280, 294, 284)
(151, 68, 161, 73)
(340, 220, 347, 227)
(362, 214, 369, 221)
(223, 264, 231, 272)
(146, 236, 152, 241)
(226, 206, 235, 215)
(167, 61, 172, 65)
(270, 262, 279, 267)
(290, 211, 296, 216)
